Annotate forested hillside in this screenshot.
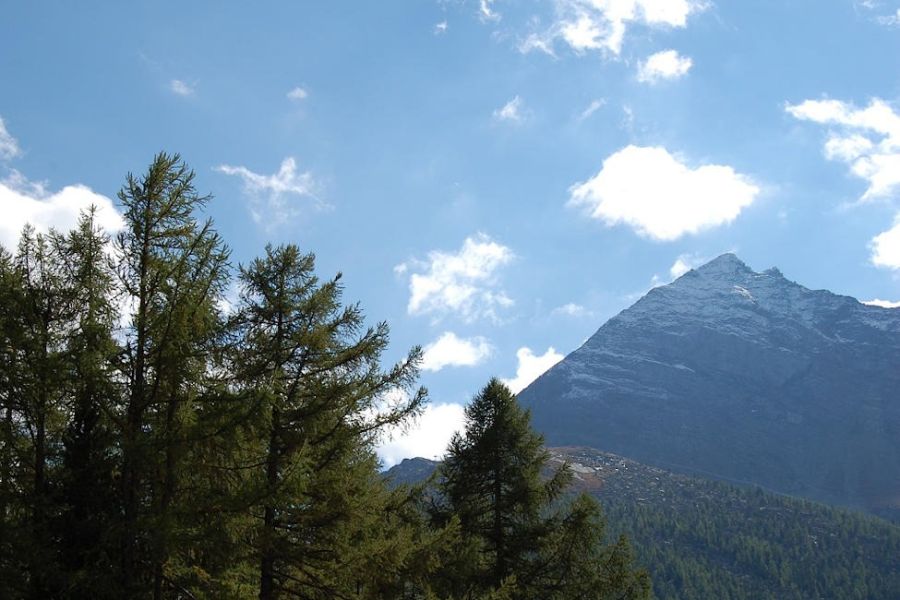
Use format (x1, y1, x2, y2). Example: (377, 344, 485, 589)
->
(561, 448, 900, 599)
(389, 448, 900, 599)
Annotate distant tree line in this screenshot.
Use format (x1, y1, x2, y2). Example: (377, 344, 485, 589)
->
(0, 153, 649, 599)
(600, 475, 900, 600)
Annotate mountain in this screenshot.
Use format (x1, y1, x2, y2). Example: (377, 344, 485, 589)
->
(517, 254, 900, 519)
(386, 447, 900, 599)
(383, 456, 440, 487)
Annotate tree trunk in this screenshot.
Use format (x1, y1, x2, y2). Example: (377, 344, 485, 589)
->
(153, 389, 180, 600)
(122, 226, 150, 595)
(493, 447, 505, 588)
(29, 410, 47, 600)
(259, 408, 280, 600)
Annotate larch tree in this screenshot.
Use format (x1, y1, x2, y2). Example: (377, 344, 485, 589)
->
(433, 378, 651, 600)
(114, 152, 230, 597)
(12, 227, 71, 599)
(55, 209, 121, 598)
(0, 244, 30, 599)
(230, 244, 426, 599)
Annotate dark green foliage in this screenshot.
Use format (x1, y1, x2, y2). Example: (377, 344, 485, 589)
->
(431, 379, 651, 599)
(12, 227, 72, 598)
(0, 213, 122, 599)
(228, 243, 426, 599)
(0, 153, 651, 599)
(552, 448, 900, 600)
(600, 465, 900, 599)
(55, 210, 121, 598)
(0, 244, 30, 600)
(390, 447, 900, 599)
(114, 152, 231, 597)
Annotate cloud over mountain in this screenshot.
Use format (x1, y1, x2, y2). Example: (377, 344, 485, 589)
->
(569, 145, 759, 241)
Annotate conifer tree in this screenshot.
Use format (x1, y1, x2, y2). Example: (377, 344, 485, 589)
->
(55, 209, 120, 598)
(0, 245, 29, 599)
(230, 244, 425, 599)
(115, 152, 230, 597)
(13, 227, 71, 598)
(433, 378, 650, 600)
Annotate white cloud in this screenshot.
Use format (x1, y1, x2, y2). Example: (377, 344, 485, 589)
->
(824, 134, 874, 162)
(215, 157, 321, 227)
(0, 117, 20, 160)
(786, 97, 900, 201)
(578, 99, 605, 121)
(377, 402, 466, 467)
(862, 298, 900, 308)
(2, 169, 47, 197)
(560, 13, 607, 52)
(637, 49, 692, 83)
(502, 346, 564, 394)
(421, 332, 493, 372)
(856, 1, 900, 25)
(877, 9, 900, 25)
(286, 86, 308, 101)
(871, 216, 900, 269)
(868, 3, 900, 25)
(399, 233, 514, 322)
(521, 0, 706, 57)
(434, 20, 448, 34)
(479, 0, 500, 22)
(669, 253, 705, 278)
(569, 145, 760, 241)
(0, 173, 124, 251)
(518, 33, 557, 55)
(552, 302, 593, 318)
(670, 258, 692, 278)
(493, 95, 525, 123)
(622, 104, 635, 131)
(169, 79, 195, 96)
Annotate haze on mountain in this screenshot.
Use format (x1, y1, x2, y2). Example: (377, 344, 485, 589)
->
(518, 253, 900, 521)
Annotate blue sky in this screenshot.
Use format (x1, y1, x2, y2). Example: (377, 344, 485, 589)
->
(2, 0, 900, 465)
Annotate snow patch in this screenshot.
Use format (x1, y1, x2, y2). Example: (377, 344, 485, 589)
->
(733, 285, 755, 302)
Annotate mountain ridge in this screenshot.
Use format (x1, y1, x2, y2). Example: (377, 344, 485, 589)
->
(517, 254, 900, 519)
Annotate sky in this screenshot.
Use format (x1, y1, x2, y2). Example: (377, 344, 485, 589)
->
(2, 0, 900, 467)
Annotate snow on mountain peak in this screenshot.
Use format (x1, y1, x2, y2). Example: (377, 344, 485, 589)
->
(610, 254, 900, 340)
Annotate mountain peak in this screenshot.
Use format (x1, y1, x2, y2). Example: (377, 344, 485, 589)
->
(695, 253, 753, 276)
(519, 254, 900, 519)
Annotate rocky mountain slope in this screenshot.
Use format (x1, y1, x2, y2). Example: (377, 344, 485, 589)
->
(517, 254, 900, 518)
